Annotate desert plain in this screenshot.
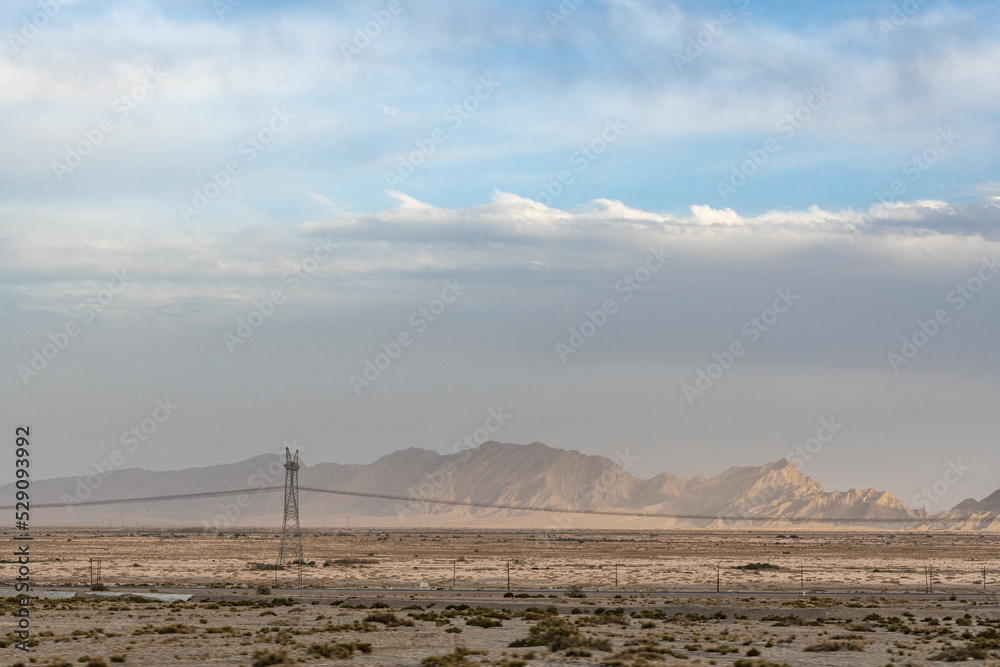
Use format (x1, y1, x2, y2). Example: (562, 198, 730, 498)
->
(6, 529, 1000, 666)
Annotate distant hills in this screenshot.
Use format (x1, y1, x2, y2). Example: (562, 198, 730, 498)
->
(11, 441, 998, 530)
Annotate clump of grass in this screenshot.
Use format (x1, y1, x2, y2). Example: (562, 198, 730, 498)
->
(267, 597, 296, 607)
(363, 611, 415, 627)
(608, 642, 679, 662)
(516, 606, 559, 621)
(421, 646, 485, 666)
(930, 645, 987, 661)
(929, 626, 1000, 661)
(466, 615, 503, 628)
(733, 563, 779, 570)
(580, 609, 629, 626)
(326, 557, 379, 566)
(803, 640, 864, 652)
(133, 623, 196, 635)
(251, 649, 290, 666)
(509, 616, 611, 652)
(246, 562, 280, 571)
(309, 641, 372, 659)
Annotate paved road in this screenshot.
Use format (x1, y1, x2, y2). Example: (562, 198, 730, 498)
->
(11, 585, 998, 600)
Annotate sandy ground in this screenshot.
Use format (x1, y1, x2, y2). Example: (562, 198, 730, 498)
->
(9, 528, 1000, 593)
(6, 529, 1000, 665)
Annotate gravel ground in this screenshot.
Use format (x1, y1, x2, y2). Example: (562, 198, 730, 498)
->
(9, 590, 1000, 666)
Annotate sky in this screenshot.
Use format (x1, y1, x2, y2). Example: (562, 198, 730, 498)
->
(2, 0, 999, 515)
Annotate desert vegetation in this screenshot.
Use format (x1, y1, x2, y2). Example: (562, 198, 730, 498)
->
(7, 528, 1000, 664)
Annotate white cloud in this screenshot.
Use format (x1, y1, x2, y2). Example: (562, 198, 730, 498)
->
(5, 192, 996, 309)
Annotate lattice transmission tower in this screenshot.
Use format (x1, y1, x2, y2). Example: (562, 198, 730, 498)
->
(275, 447, 304, 572)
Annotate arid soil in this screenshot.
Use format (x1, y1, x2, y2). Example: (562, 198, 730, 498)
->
(11, 529, 1000, 592)
(6, 529, 1000, 665)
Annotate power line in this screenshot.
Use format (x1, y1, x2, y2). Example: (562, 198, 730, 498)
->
(297, 486, 931, 525)
(6, 483, 982, 526)
(3, 486, 282, 510)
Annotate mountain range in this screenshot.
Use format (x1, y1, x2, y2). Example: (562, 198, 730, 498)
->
(12, 441, 999, 530)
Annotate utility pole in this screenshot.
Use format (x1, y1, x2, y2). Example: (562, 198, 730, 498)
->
(985, 565, 987, 593)
(507, 561, 510, 591)
(453, 560, 457, 588)
(716, 562, 720, 593)
(276, 448, 305, 584)
(800, 563, 804, 594)
(615, 563, 618, 588)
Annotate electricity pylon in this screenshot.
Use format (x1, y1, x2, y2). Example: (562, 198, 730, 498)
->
(276, 448, 304, 576)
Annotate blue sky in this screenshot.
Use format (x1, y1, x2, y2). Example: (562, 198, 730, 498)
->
(3, 0, 997, 219)
(2, 0, 1000, 514)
